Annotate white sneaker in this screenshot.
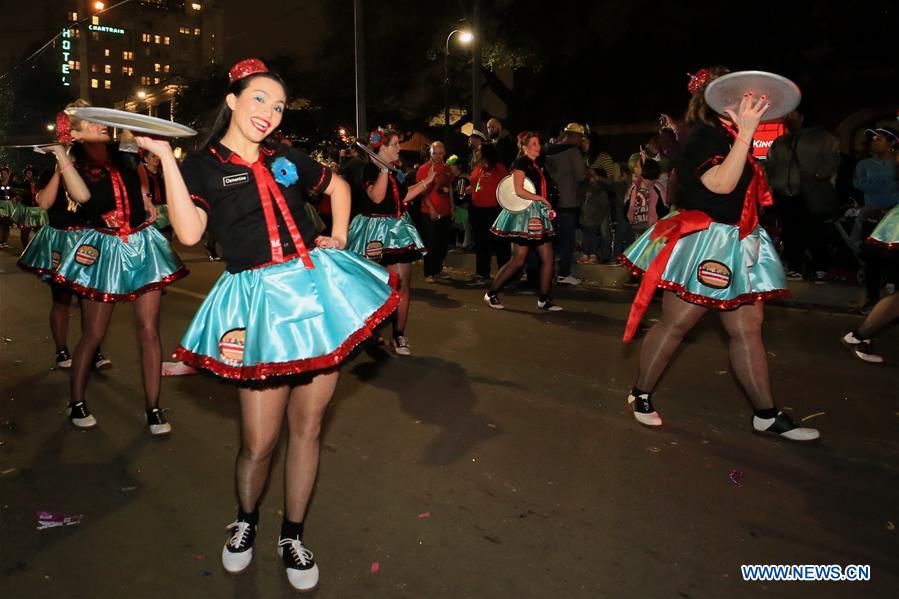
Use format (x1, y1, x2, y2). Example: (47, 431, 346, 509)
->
(753, 412, 820, 442)
(841, 332, 884, 364)
(484, 292, 504, 309)
(556, 274, 582, 286)
(278, 538, 320, 592)
(627, 392, 662, 427)
(67, 401, 97, 428)
(146, 408, 172, 436)
(537, 298, 563, 311)
(222, 520, 256, 574)
(392, 335, 412, 356)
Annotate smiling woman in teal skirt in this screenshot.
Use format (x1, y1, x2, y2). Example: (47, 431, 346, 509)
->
(136, 59, 399, 593)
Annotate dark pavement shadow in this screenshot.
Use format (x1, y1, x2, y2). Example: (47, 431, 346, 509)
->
(347, 354, 507, 466)
(407, 287, 463, 309)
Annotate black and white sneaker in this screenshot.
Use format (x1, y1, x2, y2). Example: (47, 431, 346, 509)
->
(278, 537, 320, 592)
(627, 392, 662, 427)
(55, 348, 72, 369)
(93, 351, 112, 370)
(752, 411, 820, 443)
(222, 520, 257, 574)
(537, 298, 563, 312)
(67, 401, 97, 428)
(146, 408, 172, 436)
(484, 291, 504, 310)
(841, 332, 884, 364)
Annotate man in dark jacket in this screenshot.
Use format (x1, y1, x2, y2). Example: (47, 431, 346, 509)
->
(545, 123, 588, 285)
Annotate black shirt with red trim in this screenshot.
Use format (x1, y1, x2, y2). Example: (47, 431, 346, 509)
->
(357, 162, 407, 216)
(180, 139, 332, 273)
(674, 124, 753, 225)
(38, 168, 90, 229)
(511, 156, 558, 204)
(76, 148, 147, 229)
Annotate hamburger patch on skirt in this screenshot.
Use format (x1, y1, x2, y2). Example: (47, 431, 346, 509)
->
(219, 328, 246, 366)
(697, 260, 732, 289)
(74, 245, 100, 266)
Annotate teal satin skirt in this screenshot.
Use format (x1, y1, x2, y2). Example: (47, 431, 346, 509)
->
(18, 226, 88, 282)
(51, 225, 188, 302)
(0, 199, 14, 220)
(12, 206, 47, 228)
(173, 248, 400, 385)
(490, 202, 555, 244)
(346, 213, 426, 264)
(621, 215, 789, 309)
(868, 204, 899, 250)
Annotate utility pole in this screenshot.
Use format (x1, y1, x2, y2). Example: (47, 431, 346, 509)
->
(353, 0, 367, 138)
(471, 0, 482, 130)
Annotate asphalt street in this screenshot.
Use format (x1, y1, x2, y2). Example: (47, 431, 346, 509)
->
(1, 240, 897, 598)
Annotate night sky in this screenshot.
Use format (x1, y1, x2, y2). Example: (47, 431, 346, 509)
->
(1, 0, 896, 133)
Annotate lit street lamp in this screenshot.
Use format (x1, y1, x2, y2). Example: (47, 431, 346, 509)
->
(443, 29, 474, 141)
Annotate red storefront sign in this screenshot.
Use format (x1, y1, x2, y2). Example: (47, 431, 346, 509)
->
(752, 121, 785, 159)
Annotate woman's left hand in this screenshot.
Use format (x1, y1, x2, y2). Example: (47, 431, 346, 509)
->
(315, 235, 345, 250)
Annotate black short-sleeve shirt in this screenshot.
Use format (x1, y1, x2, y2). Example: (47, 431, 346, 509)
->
(38, 168, 89, 228)
(180, 139, 332, 273)
(512, 156, 557, 203)
(356, 162, 407, 216)
(145, 168, 166, 206)
(76, 147, 147, 229)
(674, 124, 753, 224)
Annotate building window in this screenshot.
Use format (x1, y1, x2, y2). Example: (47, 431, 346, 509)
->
(91, 32, 99, 41)
(104, 80, 112, 90)
(70, 11, 78, 20)
(154, 63, 161, 72)
(163, 36, 170, 45)
(194, 28, 201, 35)
(153, 77, 160, 84)
(140, 76, 150, 85)
(104, 64, 111, 74)
(123, 51, 134, 60)
(91, 64, 98, 73)
(104, 48, 110, 57)
(154, 35, 161, 44)
(144, 48, 151, 56)
(92, 16, 99, 25)
(191, 3, 202, 10)
(163, 64, 170, 73)
(91, 79, 98, 89)
(122, 66, 133, 76)
(142, 33, 151, 42)
(179, 27, 190, 34)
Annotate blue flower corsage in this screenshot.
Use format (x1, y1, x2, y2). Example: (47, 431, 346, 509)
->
(271, 157, 299, 187)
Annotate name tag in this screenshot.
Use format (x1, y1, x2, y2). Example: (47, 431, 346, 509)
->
(222, 173, 249, 187)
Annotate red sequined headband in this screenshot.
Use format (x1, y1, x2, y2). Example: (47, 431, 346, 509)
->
(687, 69, 710, 96)
(56, 111, 73, 143)
(229, 58, 268, 84)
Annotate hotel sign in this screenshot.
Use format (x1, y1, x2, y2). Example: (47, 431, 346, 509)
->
(60, 27, 72, 86)
(88, 24, 126, 35)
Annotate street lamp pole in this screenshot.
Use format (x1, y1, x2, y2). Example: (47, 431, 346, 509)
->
(443, 29, 473, 142)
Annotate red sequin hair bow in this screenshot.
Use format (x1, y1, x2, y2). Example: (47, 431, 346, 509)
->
(687, 69, 710, 96)
(229, 58, 268, 84)
(56, 112, 73, 143)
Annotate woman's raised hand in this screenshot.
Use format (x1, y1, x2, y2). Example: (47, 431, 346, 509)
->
(724, 93, 771, 138)
(134, 136, 173, 157)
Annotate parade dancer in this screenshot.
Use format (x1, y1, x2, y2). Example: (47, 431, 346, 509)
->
(620, 67, 819, 442)
(136, 59, 399, 592)
(484, 131, 562, 311)
(41, 100, 187, 433)
(12, 166, 46, 248)
(17, 112, 112, 370)
(841, 201, 899, 363)
(143, 150, 172, 238)
(346, 128, 433, 356)
(0, 166, 14, 248)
